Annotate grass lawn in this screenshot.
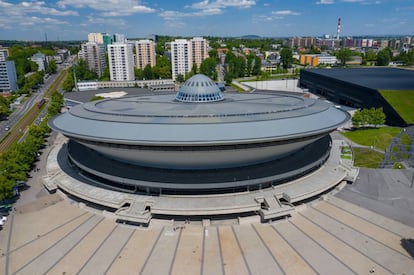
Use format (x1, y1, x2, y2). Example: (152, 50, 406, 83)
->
(393, 162, 406, 169)
(400, 133, 412, 146)
(380, 90, 414, 124)
(341, 127, 401, 151)
(353, 148, 384, 168)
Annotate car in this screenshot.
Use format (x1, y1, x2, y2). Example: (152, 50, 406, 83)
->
(0, 216, 7, 226)
(4, 126, 9, 131)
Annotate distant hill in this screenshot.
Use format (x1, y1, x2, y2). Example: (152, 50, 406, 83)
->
(240, 35, 261, 39)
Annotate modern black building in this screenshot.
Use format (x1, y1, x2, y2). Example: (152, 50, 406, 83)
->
(299, 68, 414, 126)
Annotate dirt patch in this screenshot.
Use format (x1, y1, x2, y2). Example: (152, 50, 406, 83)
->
(15, 193, 63, 214)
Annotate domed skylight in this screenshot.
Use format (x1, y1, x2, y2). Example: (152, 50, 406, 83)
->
(175, 74, 224, 103)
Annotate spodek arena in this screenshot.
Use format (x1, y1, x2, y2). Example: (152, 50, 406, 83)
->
(45, 74, 357, 224)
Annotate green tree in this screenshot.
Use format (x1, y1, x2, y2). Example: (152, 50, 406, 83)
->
(280, 48, 293, 69)
(200, 58, 218, 80)
(365, 50, 377, 62)
(176, 74, 185, 83)
(370, 107, 386, 127)
(208, 49, 218, 60)
(397, 48, 414, 65)
(143, 64, 154, 80)
(246, 53, 254, 76)
(46, 60, 57, 74)
(75, 59, 97, 80)
(153, 56, 172, 79)
(377, 48, 391, 66)
(336, 48, 353, 65)
(134, 68, 144, 80)
(252, 56, 262, 76)
(62, 69, 75, 92)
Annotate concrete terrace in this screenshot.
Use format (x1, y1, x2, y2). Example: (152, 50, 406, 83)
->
(43, 134, 358, 224)
(1, 195, 414, 274)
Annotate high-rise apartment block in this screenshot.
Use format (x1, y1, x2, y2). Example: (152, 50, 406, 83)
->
(171, 39, 191, 81)
(0, 61, 18, 92)
(81, 42, 107, 77)
(108, 42, 135, 81)
(88, 32, 112, 51)
(191, 37, 209, 68)
(135, 40, 156, 70)
(0, 46, 9, 61)
(171, 37, 209, 81)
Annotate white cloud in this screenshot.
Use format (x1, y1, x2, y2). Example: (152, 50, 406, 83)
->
(252, 14, 283, 23)
(161, 0, 256, 22)
(0, 1, 78, 16)
(272, 10, 301, 16)
(316, 0, 334, 4)
(190, 0, 256, 10)
(57, 0, 156, 16)
(0, 0, 74, 30)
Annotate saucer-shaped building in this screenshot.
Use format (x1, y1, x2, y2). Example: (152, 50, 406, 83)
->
(49, 74, 350, 194)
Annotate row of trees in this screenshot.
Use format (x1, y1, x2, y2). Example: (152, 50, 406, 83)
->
(0, 96, 12, 119)
(352, 107, 386, 128)
(335, 47, 414, 66)
(8, 45, 58, 95)
(0, 92, 64, 200)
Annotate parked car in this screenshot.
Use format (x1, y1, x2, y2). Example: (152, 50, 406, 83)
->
(0, 216, 7, 227)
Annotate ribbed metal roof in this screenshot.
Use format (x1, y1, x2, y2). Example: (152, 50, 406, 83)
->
(49, 91, 350, 146)
(175, 74, 224, 102)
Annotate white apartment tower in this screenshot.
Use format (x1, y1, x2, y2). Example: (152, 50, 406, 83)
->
(171, 39, 191, 81)
(171, 37, 209, 81)
(81, 42, 106, 77)
(135, 40, 156, 70)
(108, 42, 135, 81)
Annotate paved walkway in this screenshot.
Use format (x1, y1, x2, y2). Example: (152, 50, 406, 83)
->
(1, 193, 414, 274)
(380, 125, 414, 168)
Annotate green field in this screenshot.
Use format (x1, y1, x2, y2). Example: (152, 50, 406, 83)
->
(341, 127, 401, 151)
(380, 90, 414, 124)
(353, 148, 384, 168)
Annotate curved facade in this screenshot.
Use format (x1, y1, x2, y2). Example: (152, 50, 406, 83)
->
(49, 74, 350, 193)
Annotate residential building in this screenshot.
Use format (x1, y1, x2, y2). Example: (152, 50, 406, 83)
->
(31, 52, 47, 71)
(81, 42, 106, 77)
(0, 61, 18, 92)
(190, 37, 208, 69)
(113, 33, 126, 43)
(135, 40, 156, 70)
(88, 32, 112, 51)
(108, 42, 135, 81)
(171, 37, 209, 81)
(0, 46, 9, 61)
(171, 39, 191, 81)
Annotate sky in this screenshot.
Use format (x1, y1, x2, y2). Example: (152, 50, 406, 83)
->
(0, 0, 413, 41)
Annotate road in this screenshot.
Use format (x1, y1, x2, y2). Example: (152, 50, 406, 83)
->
(0, 63, 68, 152)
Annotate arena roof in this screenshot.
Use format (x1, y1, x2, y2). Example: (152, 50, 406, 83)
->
(50, 92, 350, 146)
(304, 68, 414, 91)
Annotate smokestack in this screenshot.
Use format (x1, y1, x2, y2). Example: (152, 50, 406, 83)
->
(337, 17, 341, 41)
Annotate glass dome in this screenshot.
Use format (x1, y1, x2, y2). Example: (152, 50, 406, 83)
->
(175, 74, 224, 103)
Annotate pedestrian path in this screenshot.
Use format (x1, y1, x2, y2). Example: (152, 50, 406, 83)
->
(1, 195, 414, 275)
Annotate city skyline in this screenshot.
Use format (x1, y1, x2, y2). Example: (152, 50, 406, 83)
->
(0, 0, 413, 41)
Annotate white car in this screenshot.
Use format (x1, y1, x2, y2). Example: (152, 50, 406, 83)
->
(0, 216, 7, 226)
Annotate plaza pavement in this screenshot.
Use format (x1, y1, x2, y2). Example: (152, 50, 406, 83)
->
(1, 132, 414, 274)
(1, 189, 414, 274)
